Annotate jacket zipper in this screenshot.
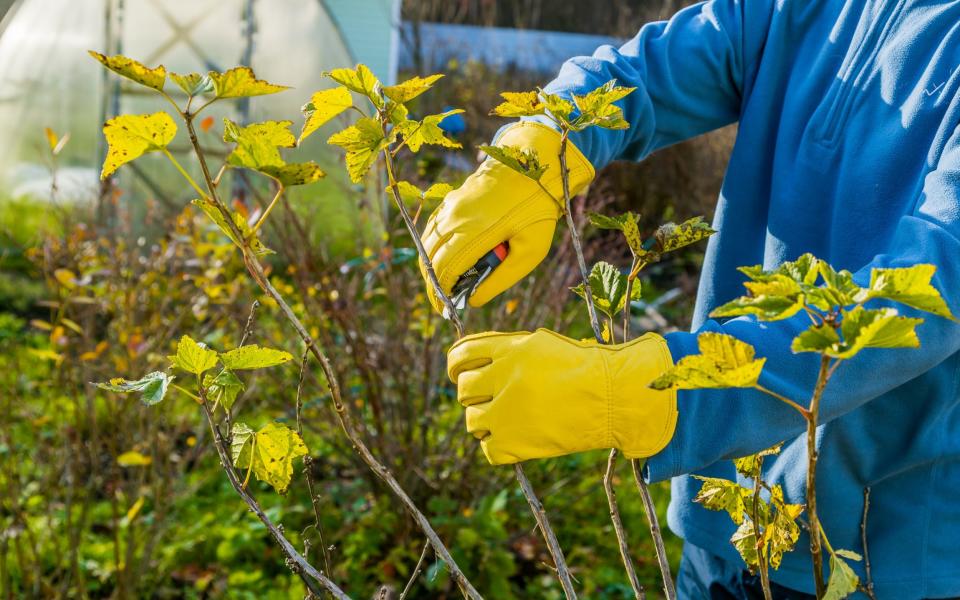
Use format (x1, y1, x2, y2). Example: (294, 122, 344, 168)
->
(818, 0, 907, 145)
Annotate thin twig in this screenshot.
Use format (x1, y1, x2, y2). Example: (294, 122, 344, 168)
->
(806, 354, 832, 598)
(399, 540, 431, 600)
(180, 115, 483, 600)
(238, 300, 260, 346)
(860, 487, 877, 600)
(515, 466, 578, 598)
(297, 347, 333, 577)
(603, 450, 645, 599)
(631, 460, 677, 600)
(751, 458, 773, 600)
(755, 385, 810, 418)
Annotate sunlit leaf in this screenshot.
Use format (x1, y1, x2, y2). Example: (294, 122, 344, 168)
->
(168, 335, 218, 376)
(209, 66, 289, 98)
(733, 443, 782, 479)
(94, 371, 173, 405)
(325, 64, 382, 107)
(810, 262, 863, 310)
(793, 306, 922, 358)
(382, 73, 443, 103)
(478, 144, 548, 181)
(169, 71, 213, 96)
(539, 90, 574, 122)
(650, 332, 765, 390)
(220, 345, 293, 370)
(327, 117, 388, 183)
(571, 80, 636, 130)
(767, 498, 803, 569)
(396, 110, 464, 152)
(89, 51, 166, 92)
(117, 451, 152, 467)
(100, 112, 177, 179)
(730, 519, 760, 570)
(490, 91, 545, 118)
(44, 128, 69, 155)
(222, 119, 324, 186)
(790, 324, 841, 353)
(862, 264, 954, 320)
(299, 86, 353, 143)
(231, 422, 308, 494)
(589, 212, 643, 256)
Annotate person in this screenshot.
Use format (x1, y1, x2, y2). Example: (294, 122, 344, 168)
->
(417, 1, 960, 598)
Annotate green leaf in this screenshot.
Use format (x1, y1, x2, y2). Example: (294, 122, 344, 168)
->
(650, 332, 766, 390)
(571, 261, 639, 320)
(100, 112, 177, 179)
(693, 476, 750, 525)
(730, 519, 761, 570)
(588, 212, 643, 256)
(209, 66, 289, 98)
(396, 110, 464, 153)
(382, 73, 443, 103)
(222, 119, 324, 186)
(791, 324, 841, 353)
(117, 451, 152, 467)
(478, 145, 548, 181)
(712, 293, 805, 322)
(327, 117, 388, 183)
(203, 370, 243, 411)
(89, 51, 166, 92)
(811, 262, 863, 310)
(169, 71, 213, 96)
(489, 91, 545, 118)
(539, 90, 574, 122)
(424, 183, 454, 202)
(299, 86, 354, 143)
(650, 216, 717, 256)
(863, 264, 954, 320)
(169, 335, 219, 376)
(571, 80, 636, 130)
(388, 181, 452, 207)
(325, 64, 382, 107)
(95, 371, 173, 406)
(220, 345, 293, 370)
(824, 552, 860, 600)
(231, 422, 308, 494)
(191, 198, 273, 257)
(739, 254, 820, 286)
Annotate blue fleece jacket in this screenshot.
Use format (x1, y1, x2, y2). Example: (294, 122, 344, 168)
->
(534, 1, 960, 597)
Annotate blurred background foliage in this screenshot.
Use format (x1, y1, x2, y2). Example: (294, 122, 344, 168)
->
(0, 0, 732, 597)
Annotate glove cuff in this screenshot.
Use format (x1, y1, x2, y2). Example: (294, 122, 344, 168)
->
(494, 122, 596, 213)
(605, 333, 678, 459)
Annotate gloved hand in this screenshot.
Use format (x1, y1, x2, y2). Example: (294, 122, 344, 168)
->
(446, 328, 677, 465)
(419, 122, 595, 313)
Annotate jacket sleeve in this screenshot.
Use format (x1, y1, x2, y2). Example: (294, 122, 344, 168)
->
(645, 123, 960, 483)
(529, 0, 775, 168)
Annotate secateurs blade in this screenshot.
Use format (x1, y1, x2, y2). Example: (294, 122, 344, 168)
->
(442, 242, 509, 320)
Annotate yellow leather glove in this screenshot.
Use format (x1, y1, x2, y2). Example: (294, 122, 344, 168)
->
(446, 329, 677, 465)
(419, 122, 595, 313)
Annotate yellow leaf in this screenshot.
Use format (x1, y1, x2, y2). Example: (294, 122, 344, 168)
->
(30, 319, 52, 331)
(125, 496, 145, 522)
(101, 112, 177, 179)
(209, 66, 288, 98)
(89, 51, 167, 92)
(29, 348, 62, 363)
(230, 422, 307, 494)
(53, 268, 78, 289)
(299, 86, 353, 143)
(117, 450, 152, 467)
(61, 318, 84, 335)
(44, 127, 58, 151)
(169, 334, 219, 376)
(325, 64, 381, 105)
(382, 73, 443, 103)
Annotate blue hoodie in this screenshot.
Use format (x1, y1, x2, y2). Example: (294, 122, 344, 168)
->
(532, 1, 960, 597)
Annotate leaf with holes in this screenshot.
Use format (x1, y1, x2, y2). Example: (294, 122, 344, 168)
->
(650, 332, 766, 390)
(100, 112, 177, 179)
(588, 212, 643, 256)
(693, 476, 751, 525)
(89, 51, 166, 92)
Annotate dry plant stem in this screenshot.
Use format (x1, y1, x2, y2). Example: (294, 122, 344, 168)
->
(860, 488, 878, 600)
(806, 355, 832, 598)
(181, 115, 483, 600)
(198, 400, 350, 600)
(515, 465, 578, 599)
(558, 133, 674, 597)
(380, 139, 574, 598)
(752, 463, 773, 600)
(604, 450, 645, 600)
(296, 348, 333, 577)
(631, 459, 677, 600)
(399, 540, 431, 600)
(557, 133, 604, 343)
(380, 148, 464, 338)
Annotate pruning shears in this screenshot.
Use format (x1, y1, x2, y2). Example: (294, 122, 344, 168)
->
(442, 242, 509, 320)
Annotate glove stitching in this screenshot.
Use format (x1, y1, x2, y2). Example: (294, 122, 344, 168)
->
(602, 347, 614, 450)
